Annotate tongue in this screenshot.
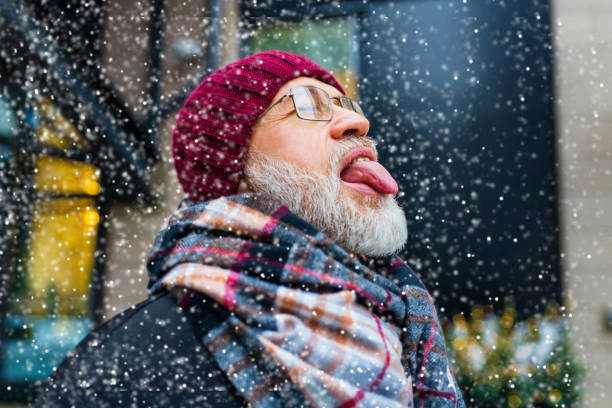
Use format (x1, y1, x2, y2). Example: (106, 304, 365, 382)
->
(340, 161, 399, 194)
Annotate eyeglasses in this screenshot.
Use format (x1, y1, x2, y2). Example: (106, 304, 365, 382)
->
(260, 85, 365, 121)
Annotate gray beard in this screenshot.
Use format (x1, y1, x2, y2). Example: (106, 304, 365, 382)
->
(243, 141, 408, 257)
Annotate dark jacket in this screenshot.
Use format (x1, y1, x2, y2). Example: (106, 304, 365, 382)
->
(34, 291, 245, 407)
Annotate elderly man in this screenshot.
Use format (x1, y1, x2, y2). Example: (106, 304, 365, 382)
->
(35, 51, 464, 408)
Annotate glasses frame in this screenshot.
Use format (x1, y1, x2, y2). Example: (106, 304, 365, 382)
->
(259, 85, 364, 121)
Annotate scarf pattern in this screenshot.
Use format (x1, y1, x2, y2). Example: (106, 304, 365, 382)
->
(147, 194, 464, 408)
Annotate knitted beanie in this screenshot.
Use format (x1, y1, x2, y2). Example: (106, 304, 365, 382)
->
(172, 50, 345, 201)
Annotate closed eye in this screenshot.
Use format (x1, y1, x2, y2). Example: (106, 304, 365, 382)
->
(331, 97, 344, 107)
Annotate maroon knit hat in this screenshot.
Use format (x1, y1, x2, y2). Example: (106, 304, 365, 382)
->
(172, 50, 345, 201)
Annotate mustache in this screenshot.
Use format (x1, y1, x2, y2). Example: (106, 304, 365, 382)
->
(329, 137, 378, 174)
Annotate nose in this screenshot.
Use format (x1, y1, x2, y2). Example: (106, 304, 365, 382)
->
(329, 106, 370, 139)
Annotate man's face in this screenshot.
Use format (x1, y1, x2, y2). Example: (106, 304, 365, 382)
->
(243, 77, 407, 256)
(250, 77, 362, 177)
(248, 77, 398, 207)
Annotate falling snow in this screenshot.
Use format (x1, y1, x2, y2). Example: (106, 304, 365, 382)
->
(0, 0, 610, 407)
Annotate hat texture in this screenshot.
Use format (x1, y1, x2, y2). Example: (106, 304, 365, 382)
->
(172, 50, 345, 201)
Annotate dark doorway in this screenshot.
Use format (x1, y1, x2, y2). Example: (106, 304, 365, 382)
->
(242, 0, 561, 319)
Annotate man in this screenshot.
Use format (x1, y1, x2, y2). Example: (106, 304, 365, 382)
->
(36, 51, 464, 408)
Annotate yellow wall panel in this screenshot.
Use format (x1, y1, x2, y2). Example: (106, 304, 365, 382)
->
(33, 155, 100, 195)
(26, 198, 98, 316)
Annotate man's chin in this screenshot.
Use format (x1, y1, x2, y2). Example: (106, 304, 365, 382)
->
(331, 185, 407, 257)
(339, 183, 387, 211)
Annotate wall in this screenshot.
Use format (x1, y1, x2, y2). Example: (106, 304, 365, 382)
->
(553, 1, 612, 407)
(102, 117, 181, 319)
(100, 0, 240, 320)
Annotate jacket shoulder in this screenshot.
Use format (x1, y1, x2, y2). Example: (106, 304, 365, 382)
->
(34, 291, 243, 407)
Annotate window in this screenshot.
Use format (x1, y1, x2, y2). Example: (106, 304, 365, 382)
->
(247, 16, 361, 100)
(1, 89, 100, 389)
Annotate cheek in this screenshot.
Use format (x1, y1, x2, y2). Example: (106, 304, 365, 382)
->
(282, 137, 327, 170)
(252, 125, 330, 173)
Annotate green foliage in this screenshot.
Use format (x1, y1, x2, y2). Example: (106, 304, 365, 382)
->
(443, 305, 584, 408)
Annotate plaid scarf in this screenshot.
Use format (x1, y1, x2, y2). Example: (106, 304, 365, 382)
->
(147, 193, 464, 408)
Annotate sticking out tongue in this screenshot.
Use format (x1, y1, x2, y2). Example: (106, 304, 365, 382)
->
(340, 160, 399, 195)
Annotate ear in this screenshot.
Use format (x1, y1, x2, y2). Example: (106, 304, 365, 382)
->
(237, 177, 250, 193)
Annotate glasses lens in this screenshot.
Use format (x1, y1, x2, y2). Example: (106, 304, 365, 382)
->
(337, 96, 365, 117)
(291, 86, 331, 120)
(350, 99, 365, 116)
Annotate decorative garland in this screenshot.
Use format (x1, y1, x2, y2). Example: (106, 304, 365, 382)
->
(443, 305, 584, 407)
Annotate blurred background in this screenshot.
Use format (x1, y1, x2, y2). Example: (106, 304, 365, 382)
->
(0, 0, 610, 406)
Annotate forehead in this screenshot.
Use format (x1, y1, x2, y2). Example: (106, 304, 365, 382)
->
(273, 77, 343, 101)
